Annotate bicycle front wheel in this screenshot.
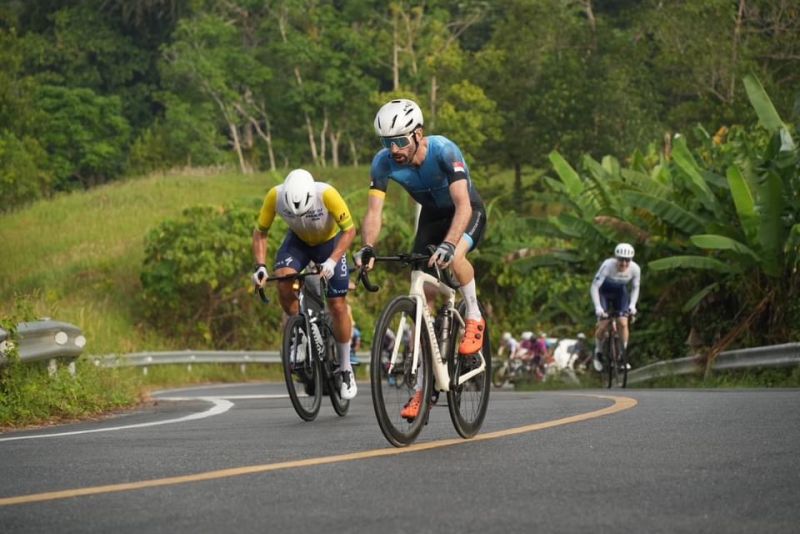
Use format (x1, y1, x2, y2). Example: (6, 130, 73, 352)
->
(323, 322, 350, 417)
(606, 335, 622, 389)
(370, 296, 433, 447)
(447, 301, 491, 439)
(282, 315, 322, 421)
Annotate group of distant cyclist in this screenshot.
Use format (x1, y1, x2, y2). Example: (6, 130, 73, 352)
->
(251, 97, 641, 419)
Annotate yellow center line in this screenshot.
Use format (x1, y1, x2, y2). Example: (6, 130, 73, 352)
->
(0, 393, 636, 506)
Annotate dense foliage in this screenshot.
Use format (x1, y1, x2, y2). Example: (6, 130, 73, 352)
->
(2, 0, 798, 210)
(140, 204, 271, 347)
(523, 76, 799, 363)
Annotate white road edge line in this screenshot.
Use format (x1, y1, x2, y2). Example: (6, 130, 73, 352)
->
(0, 397, 234, 443)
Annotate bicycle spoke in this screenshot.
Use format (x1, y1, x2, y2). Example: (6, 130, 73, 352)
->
(370, 296, 432, 447)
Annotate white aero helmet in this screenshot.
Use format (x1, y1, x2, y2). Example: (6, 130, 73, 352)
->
(283, 169, 315, 216)
(374, 99, 424, 137)
(502, 332, 512, 342)
(521, 331, 533, 341)
(614, 243, 635, 259)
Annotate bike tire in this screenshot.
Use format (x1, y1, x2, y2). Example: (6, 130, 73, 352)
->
(370, 296, 433, 447)
(605, 335, 615, 389)
(492, 362, 509, 388)
(324, 322, 350, 417)
(447, 301, 491, 439)
(282, 315, 322, 421)
(614, 336, 627, 388)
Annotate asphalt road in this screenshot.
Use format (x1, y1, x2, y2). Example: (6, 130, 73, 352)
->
(1, 384, 798, 533)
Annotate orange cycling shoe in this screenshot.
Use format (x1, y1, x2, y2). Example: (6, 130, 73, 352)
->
(400, 390, 424, 421)
(458, 318, 486, 355)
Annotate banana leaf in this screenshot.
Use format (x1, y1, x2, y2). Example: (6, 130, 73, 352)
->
(726, 165, 758, 246)
(621, 169, 671, 198)
(649, 255, 740, 274)
(601, 155, 620, 177)
(689, 234, 760, 262)
(757, 171, 786, 277)
(620, 191, 706, 235)
(549, 213, 600, 240)
(743, 73, 784, 133)
(549, 151, 593, 214)
(583, 156, 621, 214)
(681, 282, 719, 313)
(671, 136, 720, 215)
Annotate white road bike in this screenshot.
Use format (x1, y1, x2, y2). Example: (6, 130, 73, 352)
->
(361, 252, 491, 447)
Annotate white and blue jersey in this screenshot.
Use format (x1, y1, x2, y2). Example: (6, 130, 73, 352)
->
(369, 135, 483, 209)
(590, 258, 641, 315)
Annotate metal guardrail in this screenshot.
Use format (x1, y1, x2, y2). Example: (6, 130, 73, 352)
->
(92, 350, 371, 375)
(627, 342, 800, 384)
(0, 320, 86, 373)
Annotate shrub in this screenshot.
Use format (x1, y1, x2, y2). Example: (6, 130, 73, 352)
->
(140, 204, 280, 348)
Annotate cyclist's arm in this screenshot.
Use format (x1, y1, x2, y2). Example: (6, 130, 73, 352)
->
(590, 270, 605, 311)
(253, 187, 278, 265)
(361, 192, 385, 247)
(252, 229, 268, 266)
(629, 264, 641, 312)
(445, 179, 472, 246)
(322, 187, 356, 263)
(331, 226, 356, 264)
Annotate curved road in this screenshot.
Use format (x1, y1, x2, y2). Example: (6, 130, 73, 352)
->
(1, 384, 798, 533)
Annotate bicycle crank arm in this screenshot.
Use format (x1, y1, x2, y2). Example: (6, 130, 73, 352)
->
(453, 352, 486, 387)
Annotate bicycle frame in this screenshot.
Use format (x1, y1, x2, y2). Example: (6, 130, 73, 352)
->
(385, 269, 486, 393)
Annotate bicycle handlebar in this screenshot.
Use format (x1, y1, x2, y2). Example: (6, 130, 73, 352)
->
(356, 250, 460, 293)
(254, 270, 322, 304)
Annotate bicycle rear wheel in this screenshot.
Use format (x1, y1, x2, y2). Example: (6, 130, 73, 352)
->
(323, 322, 350, 417)
(370, 296, 433, 447)
(606, 335, 623, 388)
(447, 301, 491, 439)
(282, 315, 322, 421)
(492, 361, 509, 388)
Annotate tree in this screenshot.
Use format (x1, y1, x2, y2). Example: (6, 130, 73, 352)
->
(33, 85, 131, 189)
(162, 11, 273, 173)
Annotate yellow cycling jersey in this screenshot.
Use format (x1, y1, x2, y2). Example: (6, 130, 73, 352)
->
(256, 182, 354, 246)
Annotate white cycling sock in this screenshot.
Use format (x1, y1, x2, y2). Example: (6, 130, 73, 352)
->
(459, 279, 482, 321)
(338, 342, 352, 373)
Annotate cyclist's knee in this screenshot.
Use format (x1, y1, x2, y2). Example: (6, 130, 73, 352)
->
(327, 296, 348, 315)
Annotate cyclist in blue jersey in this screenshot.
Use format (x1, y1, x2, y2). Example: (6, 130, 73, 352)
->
(590, 243, 641, 372)
(354, 98, 487, 420)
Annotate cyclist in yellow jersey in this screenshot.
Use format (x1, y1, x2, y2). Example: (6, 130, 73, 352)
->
(252, 169, 358, 400)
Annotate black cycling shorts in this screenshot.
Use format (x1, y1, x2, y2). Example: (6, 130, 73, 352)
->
(412, 204, 487, 254)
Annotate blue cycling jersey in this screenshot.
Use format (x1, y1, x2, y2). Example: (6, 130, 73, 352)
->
(369, 135, 483, 209)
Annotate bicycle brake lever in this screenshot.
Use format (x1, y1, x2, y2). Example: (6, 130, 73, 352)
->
(256, 285, 270, 304)
(359, 266, 380, 292)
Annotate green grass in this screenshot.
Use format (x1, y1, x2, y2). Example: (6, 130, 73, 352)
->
(0, 166, 380, 354)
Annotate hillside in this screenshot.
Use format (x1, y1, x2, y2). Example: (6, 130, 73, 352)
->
(0, 166, 381, 354)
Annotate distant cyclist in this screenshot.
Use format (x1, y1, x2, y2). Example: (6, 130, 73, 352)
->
(252, 169, 358, 400)
(590, 243, 641, 372)
(354, 98, 488, 420)
(498, 332, 519, 360)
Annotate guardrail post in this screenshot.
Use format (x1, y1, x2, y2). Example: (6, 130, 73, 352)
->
(48, 358, 57, 377)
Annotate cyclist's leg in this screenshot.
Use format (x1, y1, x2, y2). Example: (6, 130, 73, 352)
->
(618, 289, 631, 349)
(274, 232, 310, 316)
(593, 291, 610, 371)
(455, 206, 487, 354)
(312, 237, 357, 399)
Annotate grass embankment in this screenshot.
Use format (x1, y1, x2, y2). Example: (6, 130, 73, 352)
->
(0, 165, 435, 427)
